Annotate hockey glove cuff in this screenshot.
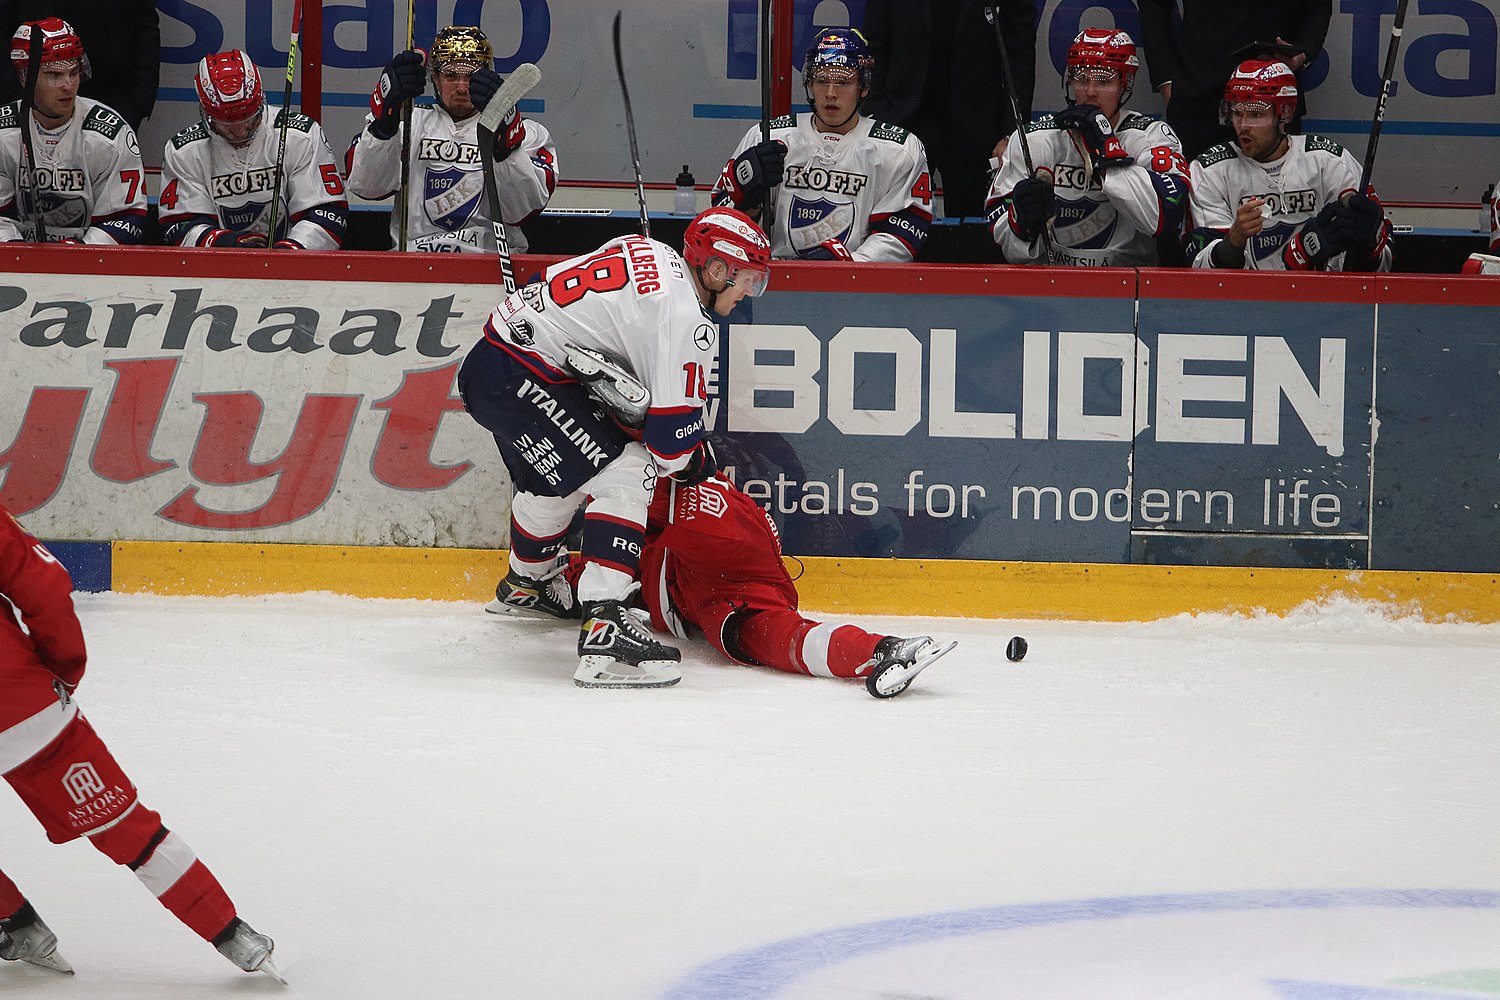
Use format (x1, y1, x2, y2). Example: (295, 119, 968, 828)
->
(797, 238, 853, 261)
(200, 228, 264, 249)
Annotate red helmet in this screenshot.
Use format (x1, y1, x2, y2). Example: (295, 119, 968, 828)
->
(1221, 59, 1299, 126)
(683, 207, 772, 296)
(10, 17, 88, 84)
(195, 50, 265, 146)
(1065, 28, 1137, 98)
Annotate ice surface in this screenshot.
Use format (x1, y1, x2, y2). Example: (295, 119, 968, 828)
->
(3, 593, 1497, 998)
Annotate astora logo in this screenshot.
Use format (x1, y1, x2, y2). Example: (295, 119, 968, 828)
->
(63, 762, 105, 805)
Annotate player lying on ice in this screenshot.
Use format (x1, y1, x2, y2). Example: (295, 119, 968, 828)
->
(485, 394, 957, 697)
(0, 505, 281, 982)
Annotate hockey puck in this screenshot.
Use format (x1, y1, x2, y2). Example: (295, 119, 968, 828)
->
(1005, 636, 1028, 662)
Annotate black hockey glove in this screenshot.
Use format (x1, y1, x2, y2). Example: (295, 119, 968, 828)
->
(672, 439, 719, 486)
(1281, 201, 1346, 270)
(368, 49, 426, 139)
(1331, 190, 1387, 258)
(1056, 104, 1134, 174)
(1006, 176, 1056, 242)
(724, 140, 787, 214)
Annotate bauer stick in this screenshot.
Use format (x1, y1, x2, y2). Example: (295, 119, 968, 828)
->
(19, 27, 47, 242)
(267, 0, 303, 249)
(1359, 0, 1411, 192)
(984, 5, 1054, 263)
(476, 63, 542, 294)
(612, 12, 650, 238)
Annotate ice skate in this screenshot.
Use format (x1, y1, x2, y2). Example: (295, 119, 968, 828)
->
(0, 906, 73, 975)
(865, 635, 957, 698)
(575, 599, 682, 688)
(485, 564, 579, 620)
(214, 917, 286, 985)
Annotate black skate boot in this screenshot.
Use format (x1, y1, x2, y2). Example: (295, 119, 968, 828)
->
(213, 917, 286, 983)
(865, 635, 957, 698)
(575, 600, 682, 688)
(0, 902, 73, 974)
(486, 564, 579, 620)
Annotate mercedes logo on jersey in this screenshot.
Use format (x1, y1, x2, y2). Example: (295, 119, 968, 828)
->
(693, 324, 716, 350)
(424, 166, 482, 231)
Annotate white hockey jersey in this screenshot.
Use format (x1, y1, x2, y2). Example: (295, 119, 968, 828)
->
(987, 109, 1189, 267)
(1186, 134, 1392, 271)
(344, 102, 556, 254)
(159, 107, 347, 249)
(483, 235, 716, 474)
(0, 96, 146, 244)
(712, 113, 932, 262)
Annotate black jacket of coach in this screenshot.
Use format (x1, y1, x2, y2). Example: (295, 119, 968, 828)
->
(1137, 0, 1332, 162)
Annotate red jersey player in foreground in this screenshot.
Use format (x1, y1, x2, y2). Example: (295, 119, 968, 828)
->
(0, 506, 281, 982)
(637, 471, 957, 698)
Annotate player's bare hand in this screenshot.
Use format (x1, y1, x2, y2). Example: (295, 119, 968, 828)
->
(1228, 197, 1265, 247)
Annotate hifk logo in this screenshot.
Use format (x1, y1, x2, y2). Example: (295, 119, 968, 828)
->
(424, 166, 481, 230)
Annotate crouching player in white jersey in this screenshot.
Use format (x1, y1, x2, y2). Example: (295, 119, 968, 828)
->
(345, 25, 557, 254)
(0, 18, 145, 244)
(0, 505, 280, 980)
(1186, 61, 1392, 272)
(711, 27, 932, 262)
(458, 208, 773, 688)
(159, 50, 347, 250)
(986, 28, 1188, 267)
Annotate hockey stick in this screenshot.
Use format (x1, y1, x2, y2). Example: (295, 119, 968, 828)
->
(19, 28, 47, 242)
(266, 0, 303, 249)
(397, 0, 415, 251)
(612, 11, 650, 238)
(984, 5, 1053, 262)
(476, 62, 542, 294)
(759, 0, 774, 241)
(1358, 0, 1410, 192)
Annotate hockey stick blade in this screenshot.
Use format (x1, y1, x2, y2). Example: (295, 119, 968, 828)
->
(478, 63, 542, 134)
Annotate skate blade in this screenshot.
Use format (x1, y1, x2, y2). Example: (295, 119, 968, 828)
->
(867, 640, 957, 698)
(574, 657, 682, 688)
(22, 951, 74, 975)
(257, 956, 288, 986)
(484, 598, 573, 621)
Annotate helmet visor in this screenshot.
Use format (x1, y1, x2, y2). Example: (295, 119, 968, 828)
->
(208, 107, 263, 146)
(729, 263, 770, 298)
(1225, 101, 1277, 127)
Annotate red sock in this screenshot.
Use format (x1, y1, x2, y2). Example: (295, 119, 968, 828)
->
(0, 869, 25, 920)
(737, 610, 882, 678)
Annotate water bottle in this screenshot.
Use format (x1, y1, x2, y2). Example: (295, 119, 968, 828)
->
(674, 165, 697, 216)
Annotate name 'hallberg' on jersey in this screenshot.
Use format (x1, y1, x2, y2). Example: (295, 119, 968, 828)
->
(210, 167, 276, 200)
(784, 163, 867, 197)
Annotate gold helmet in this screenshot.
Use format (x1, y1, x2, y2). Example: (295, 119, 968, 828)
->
(429, 26, 492, 74)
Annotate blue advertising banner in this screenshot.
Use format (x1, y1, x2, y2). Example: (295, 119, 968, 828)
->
(1369, 282, 1500, 572)
(1132, 278, 1377, 569)
(714, 270, 1141, 561)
